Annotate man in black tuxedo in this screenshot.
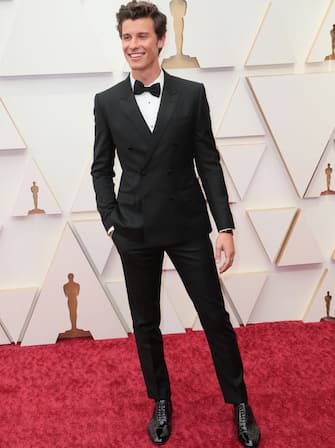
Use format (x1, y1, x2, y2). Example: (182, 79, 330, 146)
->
(91, 2, 260, 446)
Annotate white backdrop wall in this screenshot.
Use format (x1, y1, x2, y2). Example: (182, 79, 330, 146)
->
(0, 0, 335, 346)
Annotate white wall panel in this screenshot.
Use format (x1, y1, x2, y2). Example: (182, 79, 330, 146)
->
(167, 68, 238, 132)
(0, 288, 36, 342)
(247, 0, 294, 66)
(247, 0, 331, 66)
(217, 79, 265, 138)
(0, 321, 11, 345)
(12, 158, 61, 216)
(71, 161, 98, 213)
(72, 219, 113, 274)
(0, 0, 113, 75)
(277, 211, 324, 266)
(0, 0, 17, 63)
(247, 208, 297, 263)
(184, 0, 269, 67)
(0, 150, 27, 223)
(81, 0, 127, 72)
(21, 225, 127, 346)
(0, 214, 64, 289)
(218, 144, 266, 200)
(304, 267, 335, 321)
(222, 272, 268, 325)
(0, 1, 335, 344)
(305, 142, 335, 197)
(0, 75, 114, 211)
(308, 0, 335, 62)
(249, 73, 335, 197)
(249, 267, 324, 323)
(0, 98, 26, 150)
(298, 198, 335, 260)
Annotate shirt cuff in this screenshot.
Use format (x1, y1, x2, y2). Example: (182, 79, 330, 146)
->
(219, 228, 233, 234)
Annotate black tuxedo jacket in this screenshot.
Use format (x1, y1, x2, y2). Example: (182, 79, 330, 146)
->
(91, 71, 234, 246)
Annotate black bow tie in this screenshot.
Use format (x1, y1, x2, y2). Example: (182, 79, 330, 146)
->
(134, 80, 161, 97)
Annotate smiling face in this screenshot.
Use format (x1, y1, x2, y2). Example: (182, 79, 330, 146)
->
(121, 17, 165, 84)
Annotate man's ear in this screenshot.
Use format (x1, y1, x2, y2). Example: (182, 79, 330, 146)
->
(158, 33, 166, 51)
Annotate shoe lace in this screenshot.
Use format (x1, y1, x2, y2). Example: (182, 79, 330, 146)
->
(238, 403, 248, 432)
(156, 400, 168, 426)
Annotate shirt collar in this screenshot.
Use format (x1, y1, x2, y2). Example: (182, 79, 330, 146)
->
(130, 70, 164, 95)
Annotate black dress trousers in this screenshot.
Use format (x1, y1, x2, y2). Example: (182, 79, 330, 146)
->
(115, 234, 248, 405)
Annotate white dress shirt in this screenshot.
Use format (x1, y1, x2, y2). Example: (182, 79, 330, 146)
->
(130, 71, 164, 132)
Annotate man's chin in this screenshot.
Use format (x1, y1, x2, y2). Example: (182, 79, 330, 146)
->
(127, 59, 140, 68)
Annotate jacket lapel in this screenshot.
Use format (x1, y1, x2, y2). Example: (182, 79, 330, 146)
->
(152, 74, 178, 142)
(118, 73, 179, 170)
(119, 76, 153, 143)
(141, 72, 179, 170)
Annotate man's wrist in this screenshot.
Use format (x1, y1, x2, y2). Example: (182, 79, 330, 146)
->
(219, 228, 233, 234)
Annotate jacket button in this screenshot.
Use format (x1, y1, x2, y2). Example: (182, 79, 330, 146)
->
(140, 170, 146, 176)
(168, 169, 172, 174)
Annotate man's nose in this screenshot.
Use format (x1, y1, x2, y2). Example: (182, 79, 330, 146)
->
(129, 37, 139, 48)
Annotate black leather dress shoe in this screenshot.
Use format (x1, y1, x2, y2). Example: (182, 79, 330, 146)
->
(234, 403, 260, 447)
(148, 399, 172, 445)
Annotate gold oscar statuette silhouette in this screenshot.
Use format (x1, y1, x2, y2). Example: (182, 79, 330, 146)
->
(320, 163, 335, 195)
(162, 0, 199, 69)
(58, 273, 92, 340)
(325, 24, 335, 61)
(320, 291, 335, 321)
(28, 181, 46, 215)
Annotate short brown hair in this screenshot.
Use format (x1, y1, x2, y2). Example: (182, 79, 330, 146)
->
(116, 1, 167, 39)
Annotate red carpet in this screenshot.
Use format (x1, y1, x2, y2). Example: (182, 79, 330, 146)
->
(0, 321, 334, 447)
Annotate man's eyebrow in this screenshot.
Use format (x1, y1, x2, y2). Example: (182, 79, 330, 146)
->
(122, 31, 150, 37)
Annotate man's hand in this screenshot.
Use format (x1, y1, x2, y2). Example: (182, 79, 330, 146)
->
(108, 226, 114, 238)
(215, 232, 235, 273)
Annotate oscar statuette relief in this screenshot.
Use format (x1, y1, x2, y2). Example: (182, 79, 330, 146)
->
(162, 0, 199, 69)
(58, 273, 92, 340)
(325, 24, 335, 61)
(320, 291, 335, 321)
(28, 181, 45, 214)
(320, 163, 335, 195)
